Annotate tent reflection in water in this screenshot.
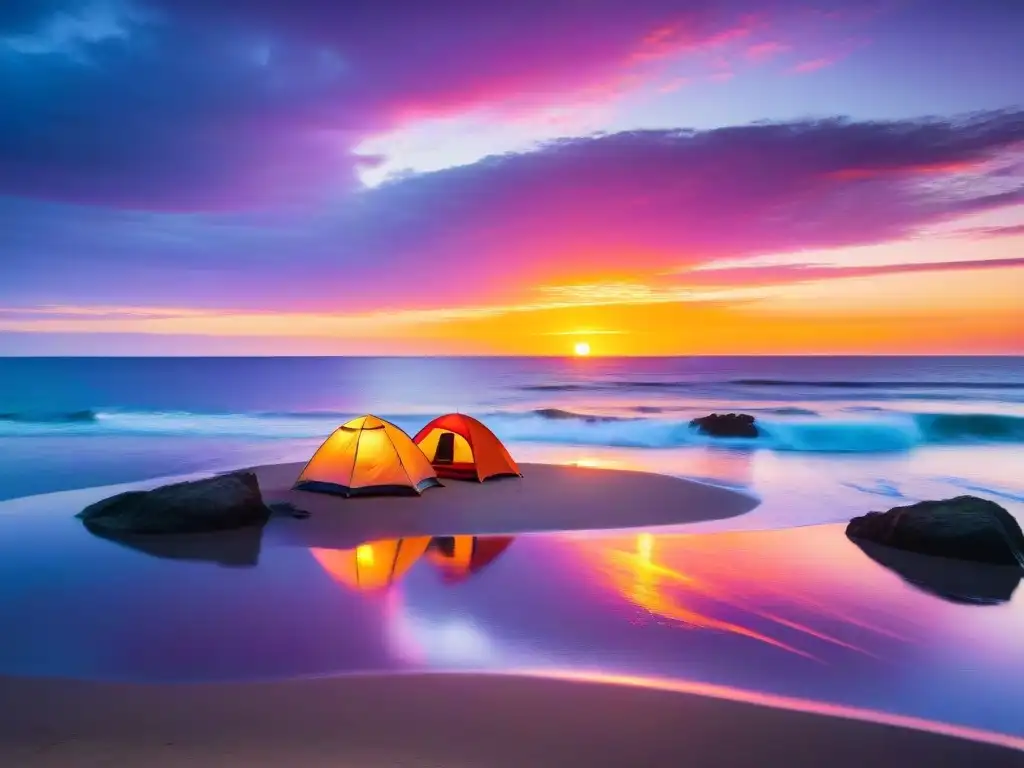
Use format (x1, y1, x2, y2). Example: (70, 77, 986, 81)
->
(311, 537, 432, 592)
(412, 413, 521, 482)
(294, 415, 441, 498)
(427, 535, 515, 583)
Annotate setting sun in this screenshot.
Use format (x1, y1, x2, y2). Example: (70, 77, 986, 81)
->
(574, 341, 591, 356)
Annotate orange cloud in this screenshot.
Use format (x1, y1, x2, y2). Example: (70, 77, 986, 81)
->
(827, 160, 981, 181)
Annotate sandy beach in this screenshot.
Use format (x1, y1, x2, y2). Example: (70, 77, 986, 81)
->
(257, 461, 759, 548)
(2, 672, 1022, 767)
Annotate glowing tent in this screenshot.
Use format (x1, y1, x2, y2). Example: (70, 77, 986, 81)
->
(311, 537, 431, 591)
(294, 415, 441, 497)
(412, 413, 521, 482)
(427, 535, 515, 582)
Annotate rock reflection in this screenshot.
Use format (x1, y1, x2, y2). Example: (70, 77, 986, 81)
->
(84, 525, 265, 567)
(851, 540, 1022, 605)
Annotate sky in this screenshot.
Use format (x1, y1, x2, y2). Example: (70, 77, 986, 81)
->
(1, 0, 1022, 355)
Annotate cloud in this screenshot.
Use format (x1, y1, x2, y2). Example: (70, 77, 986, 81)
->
(789, 56, 835, 73)
(746, 41, 790, 60)
(680, 256, 1024, 288)
(3, 111, 1023, 315)
(0, 0, 786, 210)
(2, 255, 1020, 339)
(0, 0, 138, 57)
(965, 223, 1024, 238)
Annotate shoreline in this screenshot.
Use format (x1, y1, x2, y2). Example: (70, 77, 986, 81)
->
(2, 671, 1021, 767)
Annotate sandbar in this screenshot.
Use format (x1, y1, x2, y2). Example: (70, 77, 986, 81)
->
(256, 461, 759, 548)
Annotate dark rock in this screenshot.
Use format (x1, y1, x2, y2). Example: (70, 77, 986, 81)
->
(690, 412, 759, 438)
(851, 539, 1021, 605)
(846, 495, 1024, 567)
(77, 472, 271, 534)
(86, 526, 265, 567)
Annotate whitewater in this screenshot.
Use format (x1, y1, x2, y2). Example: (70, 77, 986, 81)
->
(2, 405, 1024, 453)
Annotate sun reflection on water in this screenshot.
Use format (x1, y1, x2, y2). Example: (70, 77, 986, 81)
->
(573, 529, 928, 663)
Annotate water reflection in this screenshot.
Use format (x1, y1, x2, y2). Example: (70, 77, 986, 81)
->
(582, 531, 877, 662)
(851, 540, 1022, 605)
(85, 526, 264, 567)
(311, 535, 517, 592)
(3, 503, 1024, 741)
(311, 537, 432, 591)
(427, 535, 516, 583)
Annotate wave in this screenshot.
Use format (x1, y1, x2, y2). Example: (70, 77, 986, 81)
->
(914, 413, 1024, 442)
(0, 410, 98, 424)
(1, 408, 1022, 453)
(530, 408, 622, 423)
(729, 379, 1024, 390)
(756, 407, 820, 416)
(521, 379, 1024, 400)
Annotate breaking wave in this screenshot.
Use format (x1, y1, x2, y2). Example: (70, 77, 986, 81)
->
(728, 379, 1024, 390)
(0, 410, 98, 424)
(520, 379, 1024, 400)
(1, 407, 1022, 453)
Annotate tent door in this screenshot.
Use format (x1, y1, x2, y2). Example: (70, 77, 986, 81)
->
(434, 432, 455, 464)
(434, 536, 456, 557)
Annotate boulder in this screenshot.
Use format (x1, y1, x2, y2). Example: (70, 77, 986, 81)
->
(690, 413, 759, 438)
(77, 472, 272, 534)
(846, 495, 1024, 567)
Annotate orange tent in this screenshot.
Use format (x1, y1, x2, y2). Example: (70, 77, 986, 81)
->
(294, 415, 441, 497)
(427, 535, 515, 582)
(412, 413, 521, 481)
(311, 537, 431, 591)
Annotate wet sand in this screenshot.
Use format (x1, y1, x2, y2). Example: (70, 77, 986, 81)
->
(2, 464, 1020, 766)
(1, 672, 1021, 767)
(256, 461, 759, 549)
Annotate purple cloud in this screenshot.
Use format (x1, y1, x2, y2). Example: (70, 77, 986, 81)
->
(0, 0, 781, 209)
(2, 110, 1022, 313)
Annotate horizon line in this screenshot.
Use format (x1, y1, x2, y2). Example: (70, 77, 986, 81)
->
(1, 353, 1022, 360)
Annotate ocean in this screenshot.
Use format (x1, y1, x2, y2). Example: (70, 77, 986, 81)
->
(1, 355, 1022, 525)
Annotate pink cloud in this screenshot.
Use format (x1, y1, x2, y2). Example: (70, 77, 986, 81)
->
(790, 56, 836, 73)
(631, 14, 758, 63)
(746, 41, 791, 60)
(675, 256, 1024, 288)
(658, 76, 692, 93)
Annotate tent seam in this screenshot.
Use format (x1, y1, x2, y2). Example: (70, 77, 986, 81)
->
(347, 422, 365, 495)
(381, 418, 420, 492)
